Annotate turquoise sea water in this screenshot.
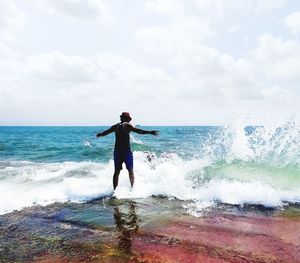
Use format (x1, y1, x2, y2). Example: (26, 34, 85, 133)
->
(0, 126, 211, 162)
(1, 123, 300, 215)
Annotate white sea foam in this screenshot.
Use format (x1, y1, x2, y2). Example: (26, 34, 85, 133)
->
(1, 151, 300, 216)
(0, 161, 113, 215)
(1, 120, 300, 216)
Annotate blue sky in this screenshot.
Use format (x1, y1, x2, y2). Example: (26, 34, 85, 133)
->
(1, 0, 300, 125)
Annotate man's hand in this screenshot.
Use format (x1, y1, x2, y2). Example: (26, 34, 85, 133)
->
(96, 132, 102, 137)
(150, 130, 159, 136)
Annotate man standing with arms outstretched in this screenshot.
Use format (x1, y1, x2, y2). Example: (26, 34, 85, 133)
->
(96, 112, 158, 190)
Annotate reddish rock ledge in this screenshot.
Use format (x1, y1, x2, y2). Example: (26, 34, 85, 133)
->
(0, 199, 299, 262)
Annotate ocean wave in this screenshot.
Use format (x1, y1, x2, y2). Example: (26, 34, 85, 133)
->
(1, 150, 300, 215)
(1, 120, 300, 216)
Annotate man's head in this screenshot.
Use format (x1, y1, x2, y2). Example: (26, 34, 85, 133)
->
(120, 112, 132, 122)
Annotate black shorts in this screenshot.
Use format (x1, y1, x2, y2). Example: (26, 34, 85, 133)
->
(114, 150, 133, 170)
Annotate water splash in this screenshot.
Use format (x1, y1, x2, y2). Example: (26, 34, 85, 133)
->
(200, 119, 300, 166)
(1, 120, 300, 215)
(130, 134, 144, 145)
(83, 139, 92, 148)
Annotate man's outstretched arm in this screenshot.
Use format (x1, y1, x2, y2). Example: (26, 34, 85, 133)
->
(96, 125, 117, 137)
(129, 125, 159, 136)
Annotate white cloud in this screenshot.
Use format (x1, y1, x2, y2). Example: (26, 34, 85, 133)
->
(252, 0, 288, 13)
(194, 0, 288, 15)
(144, 0, 289, 19)
(29, 0, 113, 23)
(0, 43, 17, 58)
(251, 34, 300, 80)
(0, 43, 22, 90)
(136, 16, 214, 54)
(95, 53, 171, 87)
(0, 50, 175, 125)
(0, 0, 25, 41)
(284, 11, 300, 35)
(194, 0, 243, 16)
(24, 51, 171, 85)
(170, 46, 263, 102)
(0, 0, 299, 125)
(137, 1, 267, 103)
(262, 86, 293, 102)
(137, 0, 300, 122)
(136, 25, 300, 115)
(170, 32, 300, 104)
(25, 52, 99, 83)
(145, 0, 185, 15)
(228, 26, 238, 34)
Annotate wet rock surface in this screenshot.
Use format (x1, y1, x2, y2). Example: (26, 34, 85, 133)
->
(0, 198, 300, 262)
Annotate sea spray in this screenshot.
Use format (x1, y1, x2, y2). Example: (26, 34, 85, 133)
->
(1, 121, 300, 215)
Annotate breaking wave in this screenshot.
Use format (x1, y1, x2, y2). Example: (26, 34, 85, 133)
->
(1, 120, 300, 215)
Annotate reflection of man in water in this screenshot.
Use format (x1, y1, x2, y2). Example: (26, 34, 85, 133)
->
(113, 201, 139, 255)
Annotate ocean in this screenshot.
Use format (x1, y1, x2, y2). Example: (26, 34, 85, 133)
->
(1, 122, 300, 216)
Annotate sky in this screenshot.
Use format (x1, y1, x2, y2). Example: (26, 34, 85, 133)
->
(1, 0, 300, 126)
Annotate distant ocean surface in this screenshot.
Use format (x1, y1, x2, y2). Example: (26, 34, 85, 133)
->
(1, 123, 300, 215)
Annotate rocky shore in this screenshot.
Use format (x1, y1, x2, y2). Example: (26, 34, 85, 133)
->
(0, 198, 299, 262)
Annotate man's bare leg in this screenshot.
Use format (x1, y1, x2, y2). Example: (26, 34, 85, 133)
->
(113, 169, 121, 190)
(128, 169, 134, 188)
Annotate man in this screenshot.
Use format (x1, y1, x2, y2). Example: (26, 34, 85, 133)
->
(96, 112, 158, 190)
